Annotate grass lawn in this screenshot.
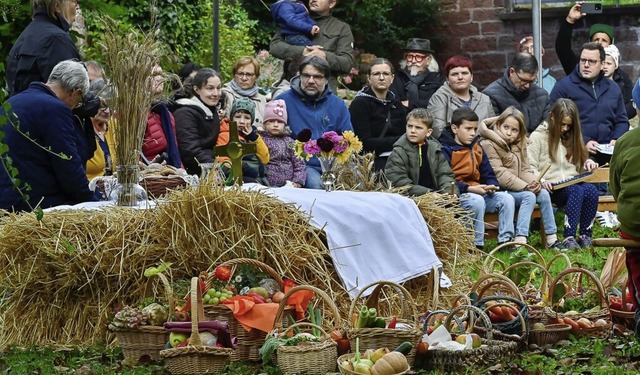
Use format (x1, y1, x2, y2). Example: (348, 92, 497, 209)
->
(2, 216, 639, 374)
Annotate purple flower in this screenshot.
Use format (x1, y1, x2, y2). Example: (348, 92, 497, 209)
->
(297, 129, 312, 142)
(317, 137, 335, 152)
(303, 140, 321, 155)
(323, 131, 342, 145)
(333, 140, 348, 153)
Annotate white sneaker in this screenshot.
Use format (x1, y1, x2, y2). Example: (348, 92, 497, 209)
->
(608, 212, 620, 227)
(595, 211, 616, 228)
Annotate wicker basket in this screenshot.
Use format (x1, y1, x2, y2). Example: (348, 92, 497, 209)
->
(203, 258, 289, 362)
(501, 261, 552, 325)
(528, 324, 572, 346)
(337, 353, 409, 375)
(609, 277, 635, 330)
(347, 281, 422, 365)
(110, 272, 174, 362)
(483, 242, 546, 274)
(160, 277, 233, 374)
(474, 296, 529, 349)
(471, 273, 524, 301)
(141, 176, 186, 198)
(271, 285, 342, 373)
(544, 267, 612, 339)
(419, 305, 518, 372)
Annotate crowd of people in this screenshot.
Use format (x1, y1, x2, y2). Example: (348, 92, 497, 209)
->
(1, 0, 639, 255)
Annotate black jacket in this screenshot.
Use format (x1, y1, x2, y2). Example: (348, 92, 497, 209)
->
(174, 97, 221, 176)
(389, 69, 443, 110)
(6, 8, 81, 97)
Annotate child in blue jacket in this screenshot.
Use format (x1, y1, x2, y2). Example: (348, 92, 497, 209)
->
(270, 0, 320, 46)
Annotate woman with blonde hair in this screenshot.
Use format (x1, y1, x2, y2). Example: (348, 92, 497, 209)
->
(527, 99, 600, 250)
(480, 106, 560, 249)
(220, 56, 267, 129)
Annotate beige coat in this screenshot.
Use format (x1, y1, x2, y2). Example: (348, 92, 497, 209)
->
(526, 121, 581, 183)
(479, 120, 536, 191)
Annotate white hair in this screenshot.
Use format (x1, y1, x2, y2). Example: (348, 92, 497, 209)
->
(47, 60, 90, 94)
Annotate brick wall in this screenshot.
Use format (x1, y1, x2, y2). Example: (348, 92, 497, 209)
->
(433, 1, 640, 89)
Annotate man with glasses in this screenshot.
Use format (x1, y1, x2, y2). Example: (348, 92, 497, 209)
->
(550, 42, 629, 166)
(389, 38, 443, 111)
(269, 0, 354, 94)
(483, 53, 550, 134)
(273, 56, 352, 189)
(0, 60, 99, 212)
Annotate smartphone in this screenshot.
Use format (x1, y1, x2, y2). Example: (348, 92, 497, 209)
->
(582, 3, 603, 14)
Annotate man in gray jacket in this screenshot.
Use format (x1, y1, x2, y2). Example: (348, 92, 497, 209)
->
(483, 53, 550, 134)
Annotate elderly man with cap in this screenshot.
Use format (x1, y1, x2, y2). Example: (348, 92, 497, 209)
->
(389, 38, 444, 111)
(555, 3, 635, 119)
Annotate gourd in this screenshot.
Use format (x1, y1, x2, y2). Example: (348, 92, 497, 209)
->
(370, 352, 408, 375)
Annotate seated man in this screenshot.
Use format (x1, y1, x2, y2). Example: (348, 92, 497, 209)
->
(0, 59, 98, 212)
(439, 107, 515, 250)
(385, 108, 458, 197)
(273, 55, 352, 189)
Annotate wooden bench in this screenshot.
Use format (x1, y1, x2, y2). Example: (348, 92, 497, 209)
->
(585, 167, 616, 212)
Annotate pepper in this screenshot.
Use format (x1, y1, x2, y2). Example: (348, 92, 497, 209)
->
(388, 316, 397, 329)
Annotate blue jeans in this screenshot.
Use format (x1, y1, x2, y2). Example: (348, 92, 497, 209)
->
(304, 164, 322, 189)
(508, 189, 557, 237)
(460, 191, 515, 246)
(284, 34, 314, 46)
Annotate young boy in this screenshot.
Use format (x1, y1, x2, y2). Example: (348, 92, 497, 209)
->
(385, 108, 458, 196)
(439, 107, 515, 249)
(270, 0, 320, 47)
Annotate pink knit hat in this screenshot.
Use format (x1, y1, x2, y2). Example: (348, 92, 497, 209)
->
(263, 99, 288, 125)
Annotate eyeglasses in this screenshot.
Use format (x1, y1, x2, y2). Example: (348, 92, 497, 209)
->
(514, 70, 537, 85)
(301, 73, 325, 81)
(405, 53, 428, 63)
(99, 105, 110, 112)
(235, 72, 255, 79)
(370, 71, 392, 78)
(74, 88, 84, 108)
(580, 58, 600, 66)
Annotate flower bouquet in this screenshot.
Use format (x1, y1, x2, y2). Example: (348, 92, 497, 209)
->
(295, 129, 362, 191)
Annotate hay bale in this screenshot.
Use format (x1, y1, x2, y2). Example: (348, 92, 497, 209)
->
(0, 181, 479, 347)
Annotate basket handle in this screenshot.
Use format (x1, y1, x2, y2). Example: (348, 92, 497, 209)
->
(547, 267, 609, 310)
(483, 242, 545, 271)
(214, 258, 284, 289)
(347, 280, 418, 329)
(444, 305, 493, 340)
(471, 273, 523, 301)
(502, 261, 552, 298)
(156, 272, 175, 323)
(273, 284, 342, 331)
(188, 277, 206, 347)
(424, 309, 466, 334)
(479, 301, 527, 337)
(546, 253, 572, 272)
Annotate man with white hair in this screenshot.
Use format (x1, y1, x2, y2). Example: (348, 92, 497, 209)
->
(389, 38, 444, 111)
(0, 59, 98, 212)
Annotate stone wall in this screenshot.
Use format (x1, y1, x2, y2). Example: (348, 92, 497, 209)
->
(433, 0, 640, 89)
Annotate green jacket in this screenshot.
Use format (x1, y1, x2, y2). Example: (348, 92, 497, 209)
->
(385, 135, 459, 197)
(610, 127, 640, 238)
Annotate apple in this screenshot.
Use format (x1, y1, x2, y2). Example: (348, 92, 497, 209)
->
(532, 322, 546, 330)
(455, 333, 482, 348)
(169, 332, 189, 347)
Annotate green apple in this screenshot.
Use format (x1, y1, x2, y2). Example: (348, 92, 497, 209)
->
(169, 332, 189, 347)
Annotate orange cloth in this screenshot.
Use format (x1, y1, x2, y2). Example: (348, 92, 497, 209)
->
(222, 289, 315, 332)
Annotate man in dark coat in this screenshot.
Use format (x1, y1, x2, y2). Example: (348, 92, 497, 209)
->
(6, 0, 81, 97)
(0, 60, 97, 212)
(482, 53, 550, 134)
(389, 38, 444, 111)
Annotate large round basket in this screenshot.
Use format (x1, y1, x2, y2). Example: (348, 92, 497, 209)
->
(271, 285, 341, 374)
(160, 277, 233, 374)
(544, 268, 612, 339)
(203, 258, 289, 362)
(141, 176, 186, 198)
(110, 272, 174, 362)
(347, 281, 422, 365)
(420, 305, 518, 372)
(337, 353, 409, 375)
(473, 295, 529, 349)
(528, 324, 572, 346)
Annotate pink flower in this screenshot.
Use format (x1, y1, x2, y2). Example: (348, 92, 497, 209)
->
(303, 140, 321, 155)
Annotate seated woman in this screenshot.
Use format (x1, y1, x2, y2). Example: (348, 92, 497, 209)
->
(479, 107, 561, 249)
(173, 68, 223, 176)
(86, 79, 115, 180)
(527, 99, 600, 250)
(220, 56, 267, 129)
(142, 64, 182, 167)
(427, 55, 495, 140)
(349, 58, 407, 171)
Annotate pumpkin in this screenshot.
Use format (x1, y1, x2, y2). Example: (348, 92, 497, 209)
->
(370, 352, 408, 375)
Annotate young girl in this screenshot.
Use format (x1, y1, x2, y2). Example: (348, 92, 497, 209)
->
(527, 99, 600, 250)
(480, 107, 561, 249)
(217, 98, 270, 184)
(258, 99, 306, 187)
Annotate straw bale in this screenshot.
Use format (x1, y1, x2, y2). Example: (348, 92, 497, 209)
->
(0, 178, 479, 347)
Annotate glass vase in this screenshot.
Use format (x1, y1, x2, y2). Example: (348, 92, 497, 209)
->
(318, 156, 337, 192)
(109, 165, 148, 206)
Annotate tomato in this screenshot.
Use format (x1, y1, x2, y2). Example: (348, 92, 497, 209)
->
(417, 342, 429, 355)
(214, 266, 231, 281)
(609, 295, 622, 310)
